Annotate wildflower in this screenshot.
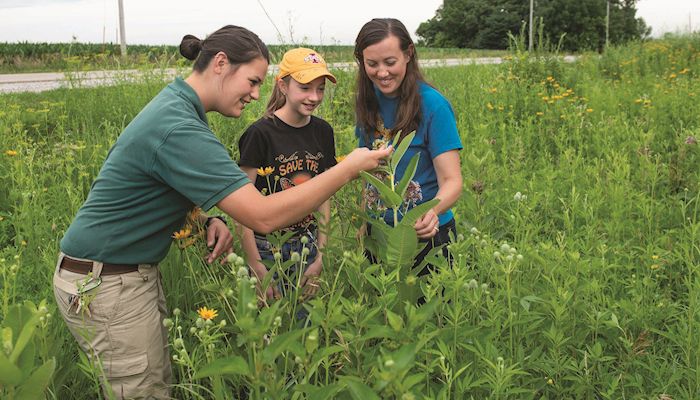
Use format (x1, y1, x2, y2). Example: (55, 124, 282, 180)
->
(536, 112, 544, 116)
(488, 87, 497, 93)
(404, 180, 423, 206)
(172, 228, 191, 240)
(4, 150, 17, 156)
(486, 102, 494, 110)
(547, 378, 554, 385)
(650, 264, 660, 270)
(335, 154, 346, 163)
(197, 306, 218, 321)
(685, 136, 697, 145)
(586, 108, 593, 113)
(651, 255, 659, 260)
(669, 73, 677, 79)
(467, 279, 478, 290)
(257, 166, 275, 176)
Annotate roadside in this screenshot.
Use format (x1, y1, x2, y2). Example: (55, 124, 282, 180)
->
(0, 56, 573, 94)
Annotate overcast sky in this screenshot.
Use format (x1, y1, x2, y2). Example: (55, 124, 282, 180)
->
(1, 0, 698, 45)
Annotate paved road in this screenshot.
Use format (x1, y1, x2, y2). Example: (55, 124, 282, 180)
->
(0, 56, 576, 94)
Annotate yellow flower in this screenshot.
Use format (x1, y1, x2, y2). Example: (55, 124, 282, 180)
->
(669, 73, 677, 79)
(197, 306, 218, 320)
(488, 87, 497, 93)
(586, 108, 593, 113)
(335, 155, 346, 163)
(5, 150, 17, 156)
(257, 166, 275, 176)
(651, 255, 659, 260)
(486, 102, 494, 110)
(172, 228, 192, 240)
(536, 112, 544, 116)
(650, 264, 660, 270)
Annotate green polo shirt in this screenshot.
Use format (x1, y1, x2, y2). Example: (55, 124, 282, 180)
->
(60, 78, 249, 264)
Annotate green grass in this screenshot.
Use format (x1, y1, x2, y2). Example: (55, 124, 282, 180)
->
(0, 37, 699, 399)
(0, 42, 508, 74)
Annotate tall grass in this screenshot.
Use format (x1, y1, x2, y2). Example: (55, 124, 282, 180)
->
(0, 37, 698, 398)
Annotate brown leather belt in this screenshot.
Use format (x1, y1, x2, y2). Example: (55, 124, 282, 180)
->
(60, 256, 139, 275)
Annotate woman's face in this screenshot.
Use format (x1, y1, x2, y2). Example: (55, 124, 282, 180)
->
(219, 56, 268, 117)
(361, 35, 411, 97)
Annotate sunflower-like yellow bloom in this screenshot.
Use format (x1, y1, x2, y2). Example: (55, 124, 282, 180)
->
(5, 150, 18, 156)
(197, 306, 218, 320)
(172, 228, 192, 240)
(257, 166, 275, 176)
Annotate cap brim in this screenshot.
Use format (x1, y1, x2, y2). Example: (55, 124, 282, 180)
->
(290, 67, 337, 84)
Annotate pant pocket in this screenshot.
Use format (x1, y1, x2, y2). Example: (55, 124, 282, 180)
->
(105, 352, 148, 378)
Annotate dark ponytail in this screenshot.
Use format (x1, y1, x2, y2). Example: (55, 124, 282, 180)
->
(179, 25, 270, 72)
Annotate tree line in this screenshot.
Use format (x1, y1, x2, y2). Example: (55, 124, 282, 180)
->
(417, 0, 651, 51)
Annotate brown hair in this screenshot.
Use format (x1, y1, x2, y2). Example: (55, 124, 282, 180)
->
(354, 18, 425, 144)
(179, 25, 270, 72)
(264, 76, 291, 118)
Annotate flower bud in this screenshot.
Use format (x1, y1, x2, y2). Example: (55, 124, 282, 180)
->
(291, 252, 301, 263)
(301, 236, 309, 244)
(173, 308, 181, 317)
(163, 318, 174, 328)
(301, 247, 310, 256)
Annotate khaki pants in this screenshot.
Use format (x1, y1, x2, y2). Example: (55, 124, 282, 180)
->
(53, 253, 172, 399)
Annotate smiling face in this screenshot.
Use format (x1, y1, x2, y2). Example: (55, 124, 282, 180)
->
(218, 56, 268, 117)
(361, 35, 411, 98)
(278, 76, 326, 121)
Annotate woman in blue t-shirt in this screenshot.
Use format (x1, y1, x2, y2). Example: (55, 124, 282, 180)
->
(354, 18, 463, 275)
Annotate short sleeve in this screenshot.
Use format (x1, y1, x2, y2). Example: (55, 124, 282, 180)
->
(238, 124, 267, 169)
(427, 101, 463, 158)
(151, 123, 250, 211)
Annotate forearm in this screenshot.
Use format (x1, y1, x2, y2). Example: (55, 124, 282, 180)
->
(432, 177, 463, 216)
(219, 163, 354, 233)
(315, 200, 331, 250)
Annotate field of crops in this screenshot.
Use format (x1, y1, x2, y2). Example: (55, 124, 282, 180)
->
(0, 37, 699, 399)
(0, 42, 506, 74)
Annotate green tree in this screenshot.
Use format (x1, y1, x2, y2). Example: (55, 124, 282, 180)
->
(417, 0, 650, 51)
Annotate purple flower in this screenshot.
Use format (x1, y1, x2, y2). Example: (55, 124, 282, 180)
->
(686, 135, 697, 145)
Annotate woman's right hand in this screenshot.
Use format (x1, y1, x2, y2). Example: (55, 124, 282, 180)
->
(342, 146, 393, 178)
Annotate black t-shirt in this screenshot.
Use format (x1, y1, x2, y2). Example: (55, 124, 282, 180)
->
(238, 115, 337, 234)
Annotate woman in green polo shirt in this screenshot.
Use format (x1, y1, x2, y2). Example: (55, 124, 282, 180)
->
(52, 25, 391, 399)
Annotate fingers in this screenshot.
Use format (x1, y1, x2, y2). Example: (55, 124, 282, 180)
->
(207, 225, 233, 264)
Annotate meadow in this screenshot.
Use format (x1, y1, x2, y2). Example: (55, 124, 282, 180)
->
(0, 42, 506, 74)
(0, 36, 699, 399)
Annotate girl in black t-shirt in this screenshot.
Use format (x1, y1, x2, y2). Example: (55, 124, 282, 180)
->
(238, 48, 338, 309)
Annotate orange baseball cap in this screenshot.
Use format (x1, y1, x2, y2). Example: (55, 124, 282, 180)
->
(276, 48, 337, 84)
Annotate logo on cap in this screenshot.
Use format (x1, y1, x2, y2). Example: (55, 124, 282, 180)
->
(304, 53, 322, 64)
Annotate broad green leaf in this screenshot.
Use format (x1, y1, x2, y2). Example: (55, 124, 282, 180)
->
(341, 376, 380, 400)
(391, 343, 417, 370)
(399, 199, 440, 227)
(261, 328, 308, 364)
(295, 383, 344, 400)
(10, 307, 40, 364)
(0, 351, 23, 385)
(385, 310, 404, 332)
(15, 358, 56, 400)
(390, 131, 416, 171)
(359, 171, 403, 208)
(387, 224, 418, 269)
(395, 153, 420, 200)
(360, 325, 394, 341)
(193, 355, 250, 379)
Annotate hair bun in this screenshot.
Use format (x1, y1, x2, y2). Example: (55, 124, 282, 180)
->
(179, 34, 203, 60)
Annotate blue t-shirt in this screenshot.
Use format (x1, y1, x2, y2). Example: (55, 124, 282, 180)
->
(356, 82, 462, 226)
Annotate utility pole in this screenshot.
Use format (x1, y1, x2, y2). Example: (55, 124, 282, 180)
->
(605, 0, 610, 50)
(529, 0, 534, 52)
(118, 0, 127, 57)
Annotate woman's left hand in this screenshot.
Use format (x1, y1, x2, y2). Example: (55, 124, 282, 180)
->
(414, 208, 440, 240)
(301, 257, 323, 300)
(206, 218, 234, 264)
